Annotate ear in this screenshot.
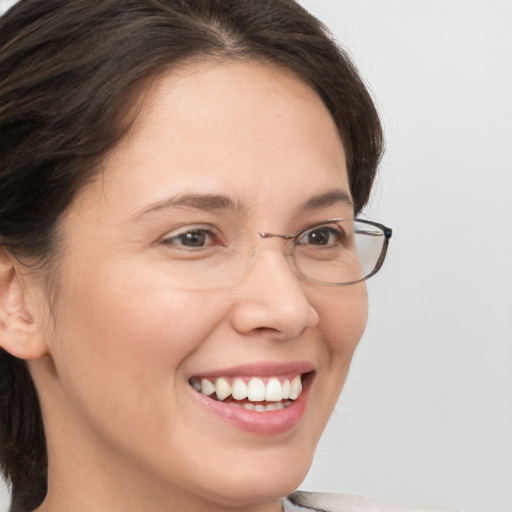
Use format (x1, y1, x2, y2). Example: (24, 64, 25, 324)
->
(0, 247, 48, 360)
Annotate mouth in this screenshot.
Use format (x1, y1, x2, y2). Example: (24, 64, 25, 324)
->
(187, 363, 315, 435)
(189, 374, 308, 412)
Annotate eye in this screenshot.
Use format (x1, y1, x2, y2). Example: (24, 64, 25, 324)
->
(161, 227, 222, 249)
(297, 225, 344, 247)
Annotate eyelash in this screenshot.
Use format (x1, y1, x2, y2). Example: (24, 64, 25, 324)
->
(296, 225, 345, 247)
(160, 226, 224, 249)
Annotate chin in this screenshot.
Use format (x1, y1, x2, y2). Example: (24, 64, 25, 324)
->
(192, 442, 315, 508)
(202, 471, 307, 509)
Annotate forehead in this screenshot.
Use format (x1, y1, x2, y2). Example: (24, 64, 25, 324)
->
(79, 60, 350, 224)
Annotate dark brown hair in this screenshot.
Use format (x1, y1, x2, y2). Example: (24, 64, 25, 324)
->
(0, 1, 383, 510)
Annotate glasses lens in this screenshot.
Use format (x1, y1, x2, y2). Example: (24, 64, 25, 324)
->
(294, 220, 386, 285)
(354, 221, 386, 279)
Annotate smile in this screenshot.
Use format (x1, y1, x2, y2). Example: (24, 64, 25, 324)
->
(189, 375, 303, 412)
(188, 363, 314, 434)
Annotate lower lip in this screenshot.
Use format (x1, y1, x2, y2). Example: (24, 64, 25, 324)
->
(191, 377, 312, 435)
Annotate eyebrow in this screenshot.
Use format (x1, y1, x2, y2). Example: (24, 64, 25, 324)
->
(132, 188, 353, 221)
(296, 188, 354, 214)
(132, 193, 247, 220)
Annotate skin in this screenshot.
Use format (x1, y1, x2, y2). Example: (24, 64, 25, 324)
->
(0, 61, 368, 512)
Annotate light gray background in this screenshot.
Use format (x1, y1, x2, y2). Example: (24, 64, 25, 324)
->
(1, 1, 511, 511)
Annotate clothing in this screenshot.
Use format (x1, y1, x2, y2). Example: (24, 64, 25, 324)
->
(282, 491, 459, 512)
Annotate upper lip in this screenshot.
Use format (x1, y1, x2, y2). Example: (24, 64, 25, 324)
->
(190, 361, 315, 379)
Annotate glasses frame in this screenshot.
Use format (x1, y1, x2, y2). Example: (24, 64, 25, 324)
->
(258, 218, 392, 286)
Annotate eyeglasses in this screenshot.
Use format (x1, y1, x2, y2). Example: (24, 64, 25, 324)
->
(158, 218, 392, 289)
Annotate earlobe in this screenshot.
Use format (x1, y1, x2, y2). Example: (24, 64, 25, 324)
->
(0, 247, 48, 360)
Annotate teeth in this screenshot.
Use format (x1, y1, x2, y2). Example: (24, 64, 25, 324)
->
(289, 376, 302, 400)
(215, 378, 231, 401)
(232, 378, 248, 400)
(282, 379, 290, 399)
(265, 377, 283, 402)
(243, 401, 290, 412)
(200, 378, 215, 396)
(191, 375, 305, 404)
(190, 378, 201, 391)
(247, 377, 266, 401)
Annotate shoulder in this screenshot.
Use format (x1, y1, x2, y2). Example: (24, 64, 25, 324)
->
(284, 491, 460, 512)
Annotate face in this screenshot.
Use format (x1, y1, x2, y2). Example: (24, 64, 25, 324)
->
(31, 61, 368, 511)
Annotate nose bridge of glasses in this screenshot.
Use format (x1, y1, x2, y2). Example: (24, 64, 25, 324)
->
(258, 232, 294, 240)
(242, 232, 297, 276)
(241, 232, 300, 289)
(256, 231, 296, 256)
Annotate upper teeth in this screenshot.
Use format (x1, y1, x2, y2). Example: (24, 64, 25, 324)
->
(190, 376, 303, 402)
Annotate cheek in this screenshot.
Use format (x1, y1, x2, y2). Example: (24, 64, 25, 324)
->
(312, 282, 368, 410)
(318, 282, 368, 356)
(48, 266, 229, 409)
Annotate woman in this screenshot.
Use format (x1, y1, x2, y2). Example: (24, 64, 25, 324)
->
(0, 1, 439, 511)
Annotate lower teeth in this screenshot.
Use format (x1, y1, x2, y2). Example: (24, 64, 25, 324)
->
(241, 401, 292, 412)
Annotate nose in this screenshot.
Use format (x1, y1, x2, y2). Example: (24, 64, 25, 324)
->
(230, 244, 319, 339)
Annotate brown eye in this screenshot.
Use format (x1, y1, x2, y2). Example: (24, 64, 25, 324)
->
(298, 226, 342, 247)
(163, 229, 219, 248)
